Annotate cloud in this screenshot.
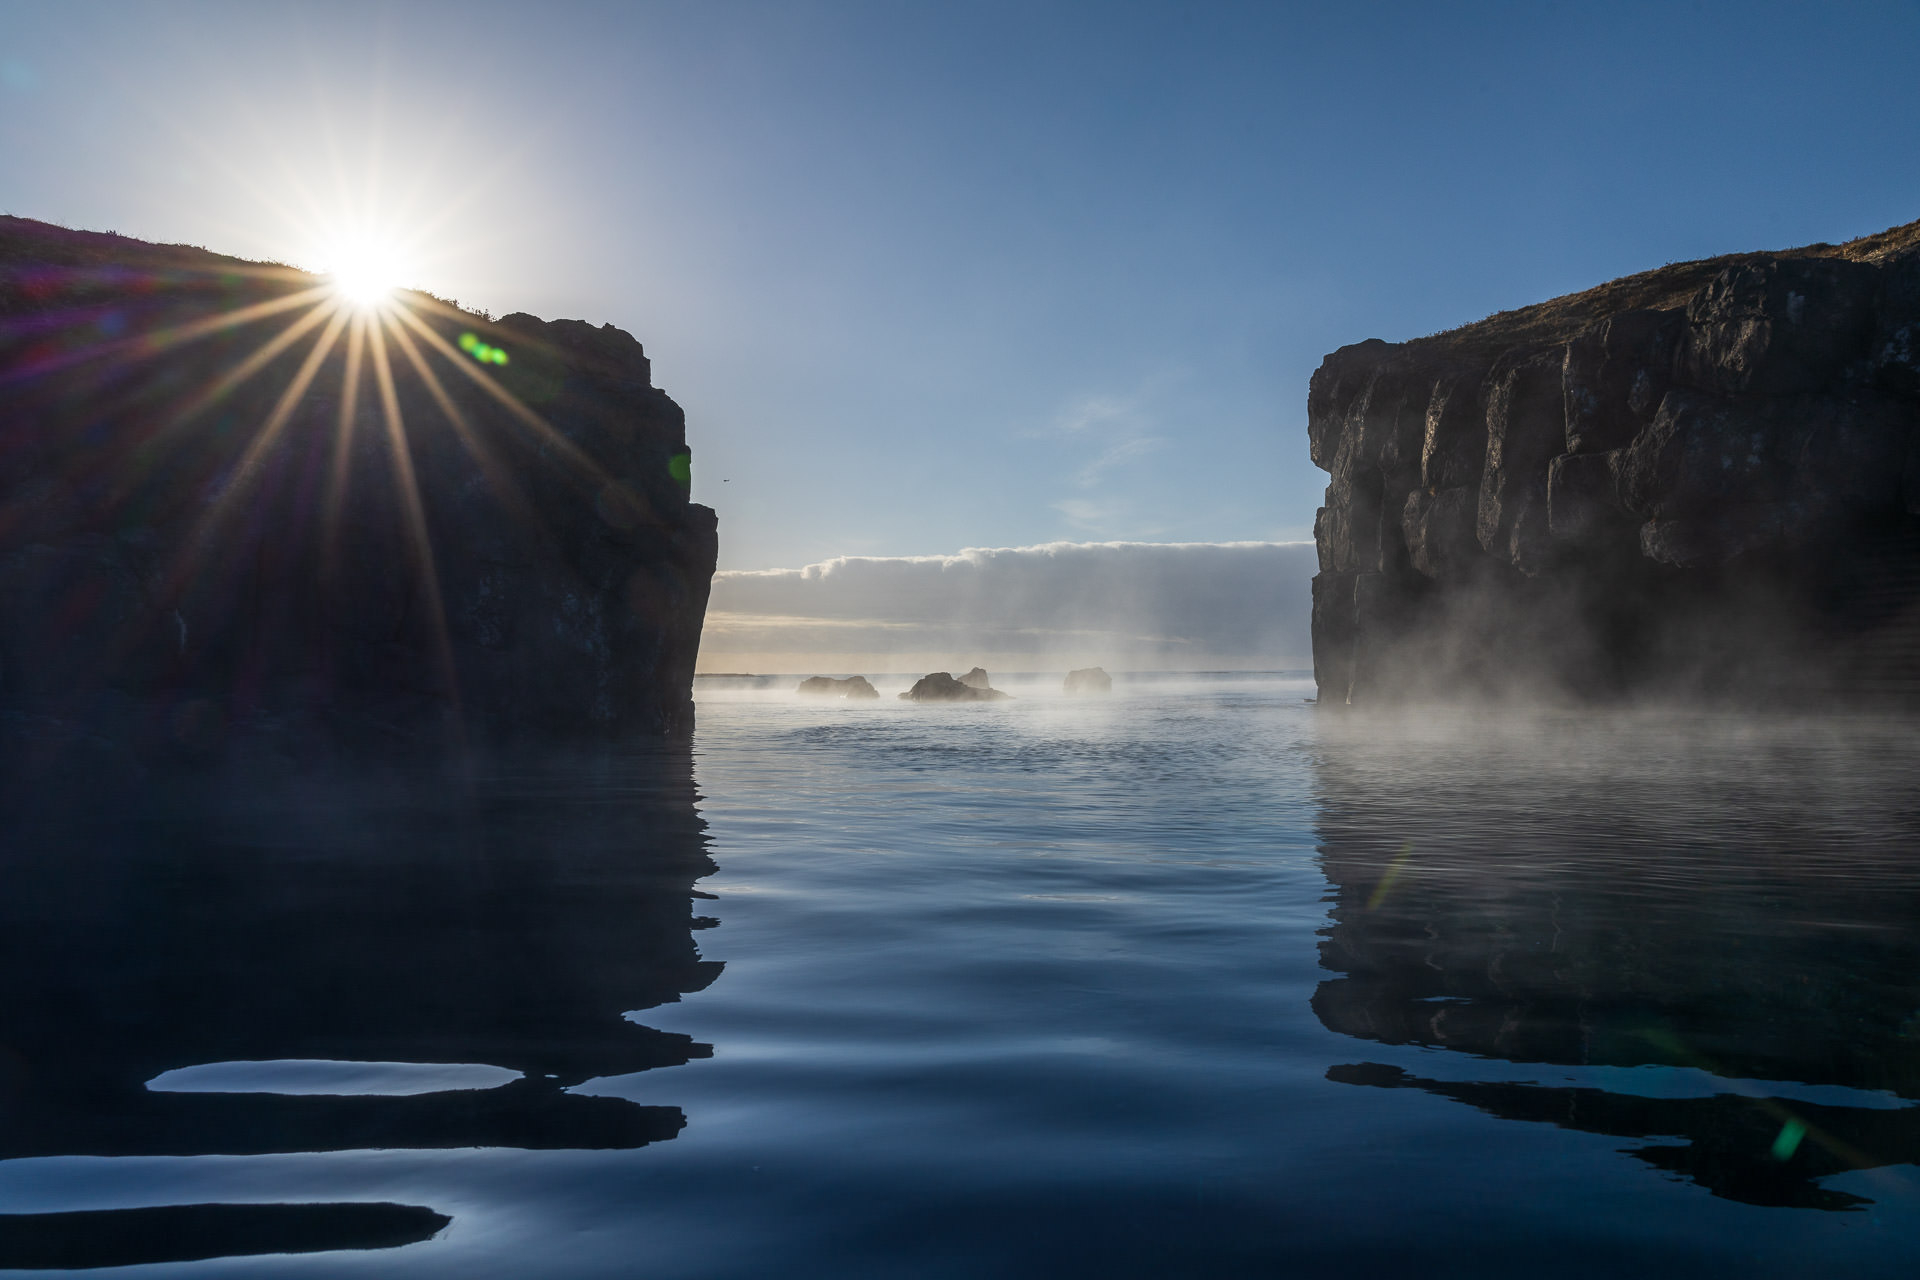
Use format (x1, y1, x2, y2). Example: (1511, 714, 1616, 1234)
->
(1050, 496, 1131, 531)
(1053, 393, 1139, 435)
(1041, 383, 1182, 535)
(1072, 435, 1166, 488)
(698, 539, 1316, 673)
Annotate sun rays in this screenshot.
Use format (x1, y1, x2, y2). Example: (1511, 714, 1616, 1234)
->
(0, 226, 637, 740)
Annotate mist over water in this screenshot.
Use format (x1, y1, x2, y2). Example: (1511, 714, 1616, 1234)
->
(3, 679, 1917, 1275)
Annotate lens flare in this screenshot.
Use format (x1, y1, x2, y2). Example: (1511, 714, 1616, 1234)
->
(9, 215, 637, 752)
(458, 332, 509, 365)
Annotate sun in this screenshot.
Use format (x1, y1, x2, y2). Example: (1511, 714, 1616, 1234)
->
(324, 238, 408, 309)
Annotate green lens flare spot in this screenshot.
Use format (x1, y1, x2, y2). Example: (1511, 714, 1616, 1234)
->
(668, 450, 692, 489)
(459, 332, 509, 365)
(1770, 1118, 1807, 1161)
(1365, 841, 1414, 910)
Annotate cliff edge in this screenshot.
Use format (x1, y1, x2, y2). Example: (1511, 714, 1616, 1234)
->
(1309, 217, 1920, 705)
(0, 217, 717, 767)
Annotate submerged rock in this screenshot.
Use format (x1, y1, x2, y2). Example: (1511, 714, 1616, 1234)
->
(1307, 215, 1920, 706)
(0, 216, 717, 766)
(898, 672, 1010, 702)
(796, 675, 879, 699)
(1063, 666, 1112, 694)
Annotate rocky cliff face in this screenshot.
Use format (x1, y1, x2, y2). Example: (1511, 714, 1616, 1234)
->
(0, 217, 717, 766)
(1309, 218, 1920, 705)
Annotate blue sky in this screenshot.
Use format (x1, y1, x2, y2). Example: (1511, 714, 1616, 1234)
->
(4, 0, 1919, 572)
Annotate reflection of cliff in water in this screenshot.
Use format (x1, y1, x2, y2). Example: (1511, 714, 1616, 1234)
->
(0, 748, 719, 1267)
(1309, 715, 1920, 1210)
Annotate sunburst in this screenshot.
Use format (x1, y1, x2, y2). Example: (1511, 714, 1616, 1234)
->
(323, 237, 409, 310)
(0, 206, 635, 745)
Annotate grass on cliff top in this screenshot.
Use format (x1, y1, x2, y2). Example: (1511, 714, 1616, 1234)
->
(0, 215, 494, 320)
(1415, 215, 1920, 353)
(0, 214, 292, 275)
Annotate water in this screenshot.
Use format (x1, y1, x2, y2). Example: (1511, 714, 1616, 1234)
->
(3, 674, 1919, 1275)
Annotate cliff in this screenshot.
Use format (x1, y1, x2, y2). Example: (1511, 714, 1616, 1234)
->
(0, 217, 717, 766)
(1309, 217, 1920, 705)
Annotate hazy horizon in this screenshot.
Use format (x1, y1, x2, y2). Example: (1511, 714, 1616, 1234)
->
(695, 537, 1317, 674)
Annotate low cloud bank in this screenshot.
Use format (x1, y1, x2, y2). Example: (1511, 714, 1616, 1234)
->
(698, 540, 1316, 674)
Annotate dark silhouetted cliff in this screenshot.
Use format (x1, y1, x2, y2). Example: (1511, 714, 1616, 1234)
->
(0, 217, 716, 765)
(1309, 218, 1920, 705)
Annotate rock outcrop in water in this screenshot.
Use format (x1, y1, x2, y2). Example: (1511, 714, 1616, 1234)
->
(955, 666, 992, 689)
(1309, 217, 1920, 705)
(796, 675, 879, 699)
(1063, 666, 1112, 694)
(899, 671, 1009, 702)
(0, 217, 717, 764)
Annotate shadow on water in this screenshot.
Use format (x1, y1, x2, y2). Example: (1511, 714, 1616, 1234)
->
(1309, 712, 1920, 1212)
(0, 747, 719, 1268)
(0, 1204, 452, 1271)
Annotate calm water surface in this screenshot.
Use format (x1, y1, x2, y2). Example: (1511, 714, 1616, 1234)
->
(2, 674, 1918, 1275)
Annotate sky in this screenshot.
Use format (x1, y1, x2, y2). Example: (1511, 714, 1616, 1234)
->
(4, 0, 1919, 667)
(702, 540, 1318, 673)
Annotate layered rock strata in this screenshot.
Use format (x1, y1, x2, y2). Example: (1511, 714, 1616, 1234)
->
(1309, 218, 1920, 705)
(0, 217, 717, 764)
